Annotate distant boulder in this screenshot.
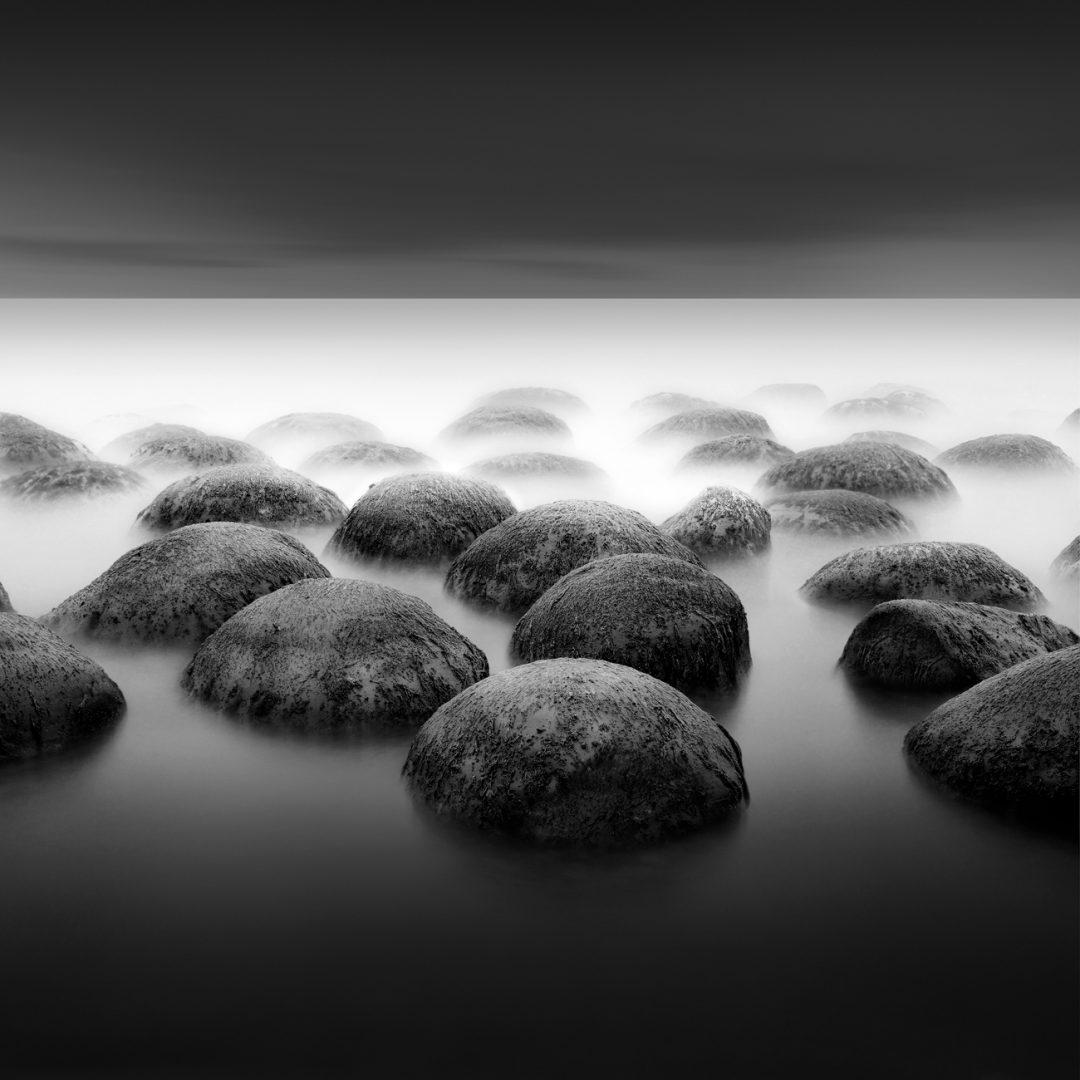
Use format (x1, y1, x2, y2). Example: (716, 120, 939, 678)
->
(101, 423, 205, 460)
(1050, 536, 1080, 581)
(843, 431, 939, 458)
(301, 440, 436, 476)
(630, 392, 721, 417)
(860, 385, 947, 414)
(824, 396, 930, 422)
(0, 580, 12, 612)
(765, 489, 913, 538)
(677, 435, 794, 471)
(246, 412, 384, 456)
(0, 413, 92, 476)
(639, 407, 775, 445)
(1057, 408, 1079, 435)
(466, 452, 605, 483)
(744, 383, 826, 410)
(438, 405, 571, 447)
(472, 387, 588, 416)
(0, 461, 146, 502)
(936, 434, 1077, 474)
(661, 486, 771, 558)
(128, 433, 271, 473)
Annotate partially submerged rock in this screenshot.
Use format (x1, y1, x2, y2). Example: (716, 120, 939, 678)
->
(183, 578, 488, 734)
(0, 461, 146, 502)
(326, 472, 515, 565)
(0, 413, 92, 476)
(0, 581, 12, 612)
(101, 423, 205, 460)
(128, 433, 272, 473)
(42, 522, 330, 644)
(1050, 536, 1079, 581)
(661, 486, 771, 558)
(465, 452, 605, 483)
(839, 600, 1078, 690)
(473, 387, 588, 416)
(843, 430, 939, 458)
(639, 407, 774, 445)
(744, 383, 826, 410)
(403, 657, 749, 846)
(765, 489, 914, 538)
(903, 645, 1080, 824)
(755, 443, 956, 501)
(0, 614, 124, 760)
(511, 554, 751, 692)
(936, 434, 1078, 474)
(438, 405, 571, 446)
(301, 440, 436, 474)
(135, 463, 346, 531)
(1057, 408, 1079, 435)
(246, 412, 384, 453)
(677, 435, 794, 471)
(630, 392, 720, 417)
(800, 541, 1044, 609)
(445, 499, 703, 613)
(823, 396, 929, 422)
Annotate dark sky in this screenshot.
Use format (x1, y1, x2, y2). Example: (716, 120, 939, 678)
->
(2, 1, 1077, 294)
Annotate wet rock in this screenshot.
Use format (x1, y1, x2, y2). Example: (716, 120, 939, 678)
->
(843, 430, 939, 457)
(744, 383, 826, 410)
(936, 434, 1078, 474)
(473, 387, 588, 416)
(438, 405, 571, 446)
(630, 392, 720, 417)
(183, 578, 488, 734)
(511, 553, 750, 692)
(861, 385, 947, 414)
(246, 412, 384, 455)
(824, 396, 930, 422)
(445, 498, 703, 613)
(128, 433, 272, 473)
(466, 452, 606, 483)
(639, 407, 775, 445)
(0, 581, 12, 612)
(301, 440, 437, 475)
(1050, 536, 1080, 581)
(839, 600, 1078, 690)
(677, 435, 795, 470)
(661, 486, 771, 558)
(755, 442, 956, 501)
(0, 461, 146, 502)
(0, 413, 92, 476)
(101, 423, 206, 460)
(42, 522, 330, 644)
(0, 614, 125, 761)
(800, 541, 1044, 609)
(135, 463, 346, 531)
(765, 489, 914, 538)
(326, 472, 515, 565)
(903, 645, 1080, 824)
(403, 657, 749, 846)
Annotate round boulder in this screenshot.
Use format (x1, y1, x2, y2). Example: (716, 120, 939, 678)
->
(800, 541, 1044, 609)
(765, 489, 914, 538)
(744, 383, 826, 410)
(511, 554, 750, 692)
(0, 580, 12, 612)
(246, 412, 384, 455)
(1057, 408, 1079, 435)
(630, 392, 721, 417)
(677, 435, 794, 471)
(824, 396, 929, 422)
(0, 614, 125, 760)
(839, 600, 1079, 690)
(1050, 536, 1079, 581)
(661, 486, 771, 558)
(438, 405, 571, 446)
(903, 645, 1080, 823)
(473, 387, 588, 416)
(0, 461, 146, 502)
(128, 433, 272, 473)
(101, 423, 205, 460)
(935, 434, 1077, 474)
(301, 440, 437, 475)
(0, 413, 92, 476)
(639, 407, 774, 445)
(42, 522, 330, 644)
(843, 430, 939, 457)
(135, 464, 346, 531)
(183, 578, 488, 734)
(326, 472, 515, 565)
(466, 452, 605, 483)
(445, 499, 703, 613)
(403, 658, 748, 846)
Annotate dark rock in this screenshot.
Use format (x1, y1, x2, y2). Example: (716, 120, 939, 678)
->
(301, 440, 437, 474)
(843, 430, 939, 457)
(677, 435, 795, 470)
(661, 486, 771, 558)
(511, 553, 750, 692)
(0, 461, 146, 502)
(183, 578, 488, 734)
(839, 600, 1078, 690)
(246, 412, 384, 453)
(128, 433, 272, 472)
(800, 541, 1044, 610)
(903, 645, 1080, 823)
(744, 383, 826, 410)
(473, 387, 588, 416)
(439, 405, 571, 446)
(1050, 536, 1080, 581)
(466, 452, 605, 482)
(765, 489, 914, 538)
(101, 423, 205, 460)
(42, 522, 330, 644)
(0, 614, 124, 761)
(445, 498, 703, 613)
(135, 464, 346, 531)
(403, 657, 748, 845)
(936, 434, 1077, 473)
(639, 407, 774, 444)
(326, 472, 515, 565)
(0, 413, 92, 476)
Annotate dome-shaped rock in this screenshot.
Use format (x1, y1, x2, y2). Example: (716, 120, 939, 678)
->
(639, 407, 774, 445)
(0, 413, 92, 476)
(744, 383, 826, 410)
(301, 440, 436, 475)
(677, 435, 794, 471)
(101, 423, 206, 460)
(466, 452, 605, 483)
(661, 486, 771, 558)
(246, 412, 384, 454)
(403, 657, 748, 845)
(128, 433, 271, 473)
(438, 405, 571, 446)
(0, 580, 12, 612)
(0, 461, 146, 502)
(473, 387, 588, 416)
(843, 430, 939, 457)
(824, 396, 929, 422)
(1056, 408, 1079, 435)
(936, 434, 1077, 474)
(630, 392, 721, 417)
(765, 489, 914, 538)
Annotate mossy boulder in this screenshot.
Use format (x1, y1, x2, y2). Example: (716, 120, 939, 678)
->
(439, 405, 571, 446)
(301, 440, 437, 474)
(639, 407, 774, 445)
(0, 413, 92, 476)
(326, 472, 515, 565)
(403, 657, 749, 846)
(0, 614, 125, 760)
(765, 489, 914, 538)
(445, 499, 703, 613)
(661, 486, 771, 558)
(42, 522, 330, 644)
(677, 435, 794, 470)
(182, 578, 488, 734)
(0, 461, 146, 502)
(246, 412, 384, 454)
(128, 433, 271, 473)
(511, 553, 750, 692)
(843, 430, 939, 457)
(936, 434, 1077, 474)
(473, 387, 588, 416)
(466, 452, 605, 483)
(1050, 536, 1079, 581)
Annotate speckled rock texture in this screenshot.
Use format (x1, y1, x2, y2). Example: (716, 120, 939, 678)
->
(677, 435, 794, 470)
(903, 645, 1080, 824)
(639, 407, 774, 444)
(246, 412, 384, 450)
(403, 657, 749, 846)
(438, 406, 571, 445)
(765, 489, 914, 538)
(445, 499, 704, 613)
(630, 392, 720, 417)
(843, 431, 939, 457)
(326, 472, 515, 564)
(301, 440, 436, 473)
(128, 434, 272, 472)
(0, 461, 146, 502)
(755, 443, 956, 501)
(936, 434, 1078, 473)
(1050, 536, 1079, 580)
(800, 541, 1044, 609)
(135, 463, 346, 531)
(0, 413, 92, 476)
(839, 600, 1078, 690)
(744, 383, 826, 410)
(466, 452, 605, 482)
(661, 486, 771, 558)
(183, 578, 489, 734)
(823, 396, 929, 422)
(473, 387, 588, 416)
(511, 554, 750, 692)
(42, 522, 330, 644)
(0, 613, 125, 760)
(101, 423, 205, 459)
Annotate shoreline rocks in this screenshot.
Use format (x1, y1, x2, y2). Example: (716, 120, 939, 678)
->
(661, 486, 771, 558)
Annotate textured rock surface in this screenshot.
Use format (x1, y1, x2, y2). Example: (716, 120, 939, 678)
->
(42, 522, 330, 644)
(630, 392, 720, 417)
(326, 472, 515, 564)
(904, 645, 1080, 823)
(0, 461, 146, 501)
(0, 614, 125, 760)
(744, 383, 826, 409)
(677, 435, 794, 470)
(183, 578, 488, 734)
(765, 489, 914, 538)
(101, 423, 205, 459)
(473, 387, 588, 416)
(839, 600, 1078, 690)
(756, 442, 956, 500)
(128, 433, 271, 472)
(843, 430, 939, 457)
(445, 499, 703, 613)
(403, 657, 748, 845)
(466, 452, 605, 482)
(936, 434, 1078, 473)
(0, 413, 92, 475)
(511, 554, 751, 692)
(639, 407, 774, 444)
(439, 405, 571, 445)
(246, 412, 384, 449)
(1050, 536, 1079, 581)
(661, 486, 771, 558)
(302, 440, 436, 473)
(136, 463, 346, 531)
(800, 541, 1044, 609)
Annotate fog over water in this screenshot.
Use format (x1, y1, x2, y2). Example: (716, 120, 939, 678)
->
(0, 300, 1077, 1077)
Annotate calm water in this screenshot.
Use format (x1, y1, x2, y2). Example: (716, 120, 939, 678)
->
(1, 394, 1077, 1079)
